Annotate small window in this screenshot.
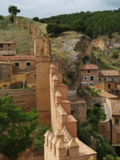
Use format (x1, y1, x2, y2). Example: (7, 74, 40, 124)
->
(8, 49, 11, 51)
(115, 119, 119, 124)
(108, 84, 111, 89)
(27, 62, 31, 66)
(103, 78, 107, 82)
(108, 91, 111, 93)
(111, 78, 115, 82)
(87, 70, 91, 74)
(15, 63, 19, 66)
(90, 76, 94, 81)
(8, 44, 10, 46)
(0, 49, 3, 51)
(90, 83, 93, 85)
(99, 78, 101, 81)
(0, 44, 3, 48)
(84, 76, 87, 80)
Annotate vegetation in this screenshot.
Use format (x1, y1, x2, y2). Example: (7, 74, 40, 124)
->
(105, 154, 114, 160)
(0, 15, 3, 20)
(40, 8, 120, 38)
(79, 89, 86, 98)
(33, 17, 39, 21)
(91, 87, 101, 97)
(9, 15, 14, 23)
(72, 19, 86, 33)
(111, 49, 119, 59)
(15, 85, 32, 89)
(8, 5, 20, 15)
(46, 23, 62, 36)
(0, 93, 39, 160)
(108, 30, 112, 39)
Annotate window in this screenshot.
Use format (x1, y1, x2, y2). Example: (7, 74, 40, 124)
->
(90, 76, 94, 81)
(86, 83, 89, 85)
(8, 49, 11, 51)
(87, 70, 91, 74)
(0, 49, 3, 51)
(84, 76, 87, 80)
(27, 62, 31, 66)
(0, 44, 3, 48)
(108, 91, 111, 93)
(15, 63, 19, 66)
(90, 83, 93, 85)
(8, 44, 10, 46)
(103, 78, 107, 82)
(111, 78, 115, 82)
(99, 78, 101, 81)
(108, 84, 111, 89)
(115, 119, 119, 124)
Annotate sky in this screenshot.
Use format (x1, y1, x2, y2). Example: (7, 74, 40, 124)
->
(1, 0, 120, 19)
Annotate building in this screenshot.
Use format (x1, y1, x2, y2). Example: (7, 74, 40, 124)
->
(0, 42, 16, 56)
(79, 64, 98, 86)
(99, 70, 120, 83)
(94, 81, 119, 96)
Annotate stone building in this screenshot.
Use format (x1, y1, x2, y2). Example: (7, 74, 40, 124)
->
(79, 64, 99, 86)
(99, 70, 120, 83)
(0, 42, 16, 55)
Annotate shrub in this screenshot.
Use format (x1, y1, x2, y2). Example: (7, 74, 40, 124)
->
(93, 106, 99, 113)
(0, 15, 3, 20)
(91, 87, 101, 97)
(79, 89, 86, 98)
(9, 15, 14, 23)
(108, 30, 112, 39)
(116, 157, 120, 160)
(106, 154, 114, 160)
(111, 49, 119, 59)
(33, 17, 39, 21)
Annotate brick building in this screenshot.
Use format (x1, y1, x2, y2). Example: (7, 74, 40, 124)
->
(0, 42, 16, 55)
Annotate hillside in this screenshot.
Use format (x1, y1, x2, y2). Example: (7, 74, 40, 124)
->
(0, 16, 47, 54)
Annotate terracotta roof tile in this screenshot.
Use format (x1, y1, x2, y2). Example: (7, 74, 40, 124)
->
(99, 70, 119, 77)
(0, 56, 36, 61)
(80, 64, 98, 70)
(111, 100, 120, 115)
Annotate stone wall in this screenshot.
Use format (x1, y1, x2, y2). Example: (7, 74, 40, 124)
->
(0, 89, 36, 112)
(71, 100, 86, 123)
(98, 120, 111, 143)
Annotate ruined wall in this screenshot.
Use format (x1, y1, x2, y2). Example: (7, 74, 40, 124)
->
(71, 100, 86, 123)
(98, 120, 111, 143)
(0, 89, 36, 112)
(0, 64, 12, 83)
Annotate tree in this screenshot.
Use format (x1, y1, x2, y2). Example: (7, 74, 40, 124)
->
(8, 6, 20, 15)
(9, 15, 14, 23)
(33, 17, 39, 21)
(108, 30, 112, 38)
(111, 49, 119, 59)
(46, 23, 62, 35)
(106, 154, 114, 160)
(72, 19, 86, 33)
(0, 93, 39, 160)
(0, 15, 3, 20)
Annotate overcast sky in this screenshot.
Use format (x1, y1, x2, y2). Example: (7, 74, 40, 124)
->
(1, 0, 120, 19)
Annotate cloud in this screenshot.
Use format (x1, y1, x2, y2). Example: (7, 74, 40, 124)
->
(101, 0, 120, 8)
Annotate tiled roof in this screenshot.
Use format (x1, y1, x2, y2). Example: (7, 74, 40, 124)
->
(0, 42, 16, 44)
(99, 70, 119, 77)
(80, 64, 98, 70)
(0, 56, 36, 61)
(111, 100, 120, 115)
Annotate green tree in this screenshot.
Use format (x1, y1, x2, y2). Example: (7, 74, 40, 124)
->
(72, 19, 86, 33)
(9, 15, 14, 23)
(46, 23, 62, 35)
(0, 15, 3, 20)
(108, 30, 112, 38)
(106, 154, 114, 160)
(111, 49, 119, 59)
(0, 93, 39, 160)
(33, 17, 39, 21)
(8, 6, 20, 15)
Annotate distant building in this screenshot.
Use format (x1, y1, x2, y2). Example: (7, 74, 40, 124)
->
(99, 70, 120, 83)
(0, 42, 16, 56)
(79, 64, 99, 86)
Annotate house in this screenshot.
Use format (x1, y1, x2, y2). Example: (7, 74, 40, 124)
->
(79, 64, 98, 86)
(0, 42, 16, 55)
(110, 100, 120, 145)
(99, 70, 120, 83)
(94, 81, 119, 96)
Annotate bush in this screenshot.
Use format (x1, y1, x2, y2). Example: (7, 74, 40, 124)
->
(93, 106, 99, 113)
(116, 157, 120, 160)
(79, 89, 86, 98)
(108, 30, 112, 39)
(0, 15, 3, 20)
(106, 154, 114, 160)
(33, 17, 39, 21)
(9, 15, 14, 23)
(91, 87, 101, 97)
(111, 49, 119, 59)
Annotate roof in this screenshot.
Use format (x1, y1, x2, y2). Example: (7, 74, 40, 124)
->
(0, 56, 36, 61)
(99, 70, 119, 77)
(0, 42, 16, 44)
(111, 100, 120, 115)
(80, 64, 98, 70)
